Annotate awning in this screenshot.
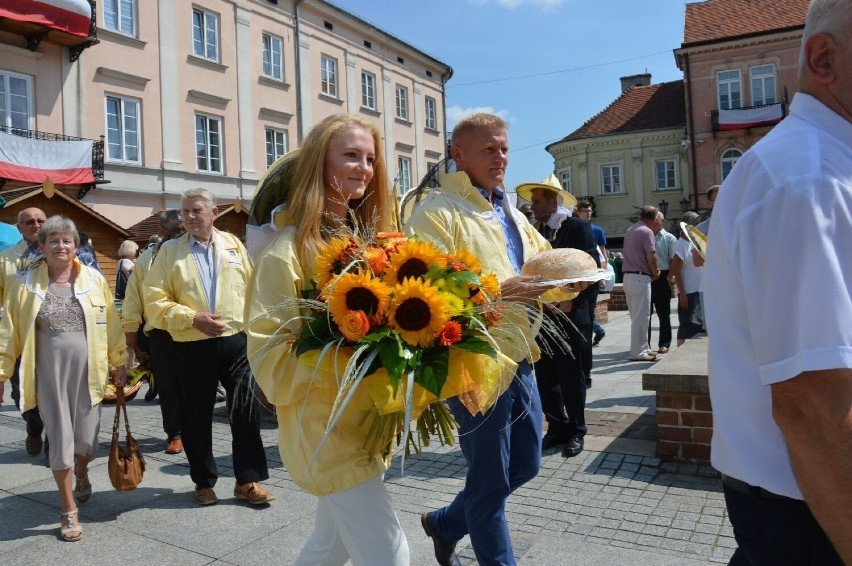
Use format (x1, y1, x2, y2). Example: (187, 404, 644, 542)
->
(0, 130, 94, 185)
(717, 103, 784, 131)
(0, 0, 92, 38)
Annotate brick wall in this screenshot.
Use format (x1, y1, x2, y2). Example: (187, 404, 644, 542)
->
(655, 393, 713, 462)
(608, 285, 627, 310)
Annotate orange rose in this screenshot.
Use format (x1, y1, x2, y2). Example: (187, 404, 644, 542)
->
(339, 310, 371, 342)
(364, 246, 389, 275)
(435, 320, 463, 346)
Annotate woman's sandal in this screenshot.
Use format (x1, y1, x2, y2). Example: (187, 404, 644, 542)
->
(60, 509, 83, 542)
(74, 471, 92, 503)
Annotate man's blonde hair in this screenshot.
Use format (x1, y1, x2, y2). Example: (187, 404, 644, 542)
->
(452, 113, 508, 146)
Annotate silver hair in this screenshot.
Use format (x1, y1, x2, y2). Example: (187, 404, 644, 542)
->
(182, 188, 216, 209)
(38, 216, 80, 247)
(799, 0, 852, 79)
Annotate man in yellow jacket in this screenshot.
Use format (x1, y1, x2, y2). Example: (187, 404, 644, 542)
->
(143, 189, 273, 507)
(406, 113, 588, 566)
(0, 207, 46, 455)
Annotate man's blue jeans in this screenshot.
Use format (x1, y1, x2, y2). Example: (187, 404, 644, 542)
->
(431, 362, 542, 566)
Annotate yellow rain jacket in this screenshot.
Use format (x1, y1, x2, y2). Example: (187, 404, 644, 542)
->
(120, 247, 154, 334)
(0, 258, 128, 412)
(245, 227, 386, 496)
(0, 240, 36, 302)
(144, 230, 251, 342)
(403, 171, 551, 364)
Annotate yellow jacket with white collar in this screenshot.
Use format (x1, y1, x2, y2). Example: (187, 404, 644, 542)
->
(0, 239, 38, 303)
(143, 229, 252, 342)
(403, 171, 551, 363)
(0, 258, 128, 412)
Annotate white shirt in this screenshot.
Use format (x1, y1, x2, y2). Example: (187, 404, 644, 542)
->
(673, 238, 701, 294)
(704, 93, 852, 499)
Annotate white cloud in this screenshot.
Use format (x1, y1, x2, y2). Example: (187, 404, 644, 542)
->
(466, 0, 565, 8)
(446, 105, 511, 131)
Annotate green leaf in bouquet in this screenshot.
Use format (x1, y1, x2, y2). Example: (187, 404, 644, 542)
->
(378, 337, 407, 389)
(417, 347, 450, 397)
(294, 335, 326, 358)
(361, 327, 391, 343)
(453, 336, 497, 358)
(300, 313, 336, 340)
(446, 270, 480, 286)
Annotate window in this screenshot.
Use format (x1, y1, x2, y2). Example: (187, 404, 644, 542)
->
(717, 70, 742, 110)
(0, 71, 33, 130)
(105, 96, 140, 163)
(395, 84, 408, 120)
(559, 169, 571, 191)
(192, 8, 219, 61)
(750, 64, 776, 106)
(265, 128, 287, 167)
(600, 164, 622, 194)
(262, 33, 283, 80)
(361, 71, 376, 109)
(103, 0, 136, 36)
(195, 114, 222, 173)
(720, 148, 742, 181)
(425, 96, 437, 130)
(397, 157, 411, 192)
(321, 55, 338, 97)
(655, 159, 677, 190)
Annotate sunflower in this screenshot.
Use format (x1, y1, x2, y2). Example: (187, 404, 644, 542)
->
(315, 236, 360, 291)
(449, 248, 482, 274)
(384, 240, 447, 285)
(327, 270, 392, 327)
(389, 278, 450, 348)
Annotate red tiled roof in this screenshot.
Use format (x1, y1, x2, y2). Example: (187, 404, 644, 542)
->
(683, 0, 808, 45)
(559, 81, 685, 142)
(0, 186, 42, 205)
(127, 212, 162, 242)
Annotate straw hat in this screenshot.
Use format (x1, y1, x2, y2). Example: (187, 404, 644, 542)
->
(515, 174, 577, 208)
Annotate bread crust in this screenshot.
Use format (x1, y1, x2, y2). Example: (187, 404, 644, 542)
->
(521, 248, 598, 281)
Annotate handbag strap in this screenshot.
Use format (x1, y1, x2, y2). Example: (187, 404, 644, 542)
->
(112, 386, 133, 439)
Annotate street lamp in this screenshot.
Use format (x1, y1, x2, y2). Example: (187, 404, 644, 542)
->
(680, 197, 691, 213)
(658, 199, 669, 216)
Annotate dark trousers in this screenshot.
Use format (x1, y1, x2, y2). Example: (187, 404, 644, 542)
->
(649, 269, 672, 349)
(10, 358, 44, 438)
(173, 332, 268, 488)
(723, 483, 842, 565)
(148, 328, 181, 440)
(534, 311, 590, 440)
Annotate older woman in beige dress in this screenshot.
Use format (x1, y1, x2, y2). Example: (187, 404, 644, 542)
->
(0, 216, 127, 541)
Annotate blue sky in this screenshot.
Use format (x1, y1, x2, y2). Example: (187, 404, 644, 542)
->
(329, 0, 692, 197)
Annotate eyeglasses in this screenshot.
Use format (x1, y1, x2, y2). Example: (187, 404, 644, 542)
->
(20, 219, 46, 226)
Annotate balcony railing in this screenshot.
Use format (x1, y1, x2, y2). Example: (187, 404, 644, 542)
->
(711, 101, 786, 133)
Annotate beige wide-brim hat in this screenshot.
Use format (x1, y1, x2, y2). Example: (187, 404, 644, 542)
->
(515, 174, 578, 208)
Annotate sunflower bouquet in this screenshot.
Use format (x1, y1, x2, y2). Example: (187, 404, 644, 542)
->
(297, 231, 514, 463)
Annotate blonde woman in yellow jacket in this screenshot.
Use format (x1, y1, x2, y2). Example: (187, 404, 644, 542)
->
(0, 215, 127, 542)
(245, 114, 408, 565)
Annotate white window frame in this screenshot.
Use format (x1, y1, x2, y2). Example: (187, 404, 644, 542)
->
(265, 128, 287, 167)
(717, 69, 742, 110)
(195, 113, 223, 173)
(105, 95, 141, 164)
(750, 64, 776, 106)
(361, 71, 376, 110)
(395, 84, 409, 121)
(600, 164, 623, 195)
(103, 0, 136, 36)
(261, 33, 283, 81)
(321, 55, 338, 97)
(0, 70, 34, 130)
(559, 168, 571, 191)
(655, 159, 677, 190)
(192, 8, 219, 62)
(425, 96, 437, 130)
(397, 157, 412, 193)
(720, 148, 742, 181)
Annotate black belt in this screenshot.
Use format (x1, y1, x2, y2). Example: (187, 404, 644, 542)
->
(623, 271, 651, 276)
(721, 474, 791, 501)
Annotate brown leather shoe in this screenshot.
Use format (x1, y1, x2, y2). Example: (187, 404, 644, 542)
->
(234, 482, 275, 505)
(165, 437, 184, 454)
(25, 435, 42, 455)
(194, 486, 218, 506)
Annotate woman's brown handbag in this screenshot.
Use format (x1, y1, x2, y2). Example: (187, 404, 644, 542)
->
(108, 387, 145, 492)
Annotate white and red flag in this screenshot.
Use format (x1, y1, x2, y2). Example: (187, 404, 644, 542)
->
(0, 0, 92, 38)
(0, 130, 94, 184)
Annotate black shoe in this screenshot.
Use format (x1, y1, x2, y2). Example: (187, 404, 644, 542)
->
(43, 436, 50, 467)
(421, 512, 461, 566)
(592, 330, 606, 346)
(144, 386, 158, 402)
(541, 432, 568, 451)
(562, 436, 584, 458)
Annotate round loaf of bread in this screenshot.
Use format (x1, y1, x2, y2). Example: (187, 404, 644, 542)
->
(521, 248, 598, 302)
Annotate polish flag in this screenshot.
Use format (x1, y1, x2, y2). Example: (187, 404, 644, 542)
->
(0, 0, 93, 38)
(0, 130, 94, 185)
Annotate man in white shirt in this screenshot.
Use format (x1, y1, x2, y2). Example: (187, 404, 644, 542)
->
(704, 1, 851, 563)
(650, 211, 676, 353)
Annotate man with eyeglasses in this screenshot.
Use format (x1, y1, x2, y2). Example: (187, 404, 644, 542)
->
(0, 207, 47, 456)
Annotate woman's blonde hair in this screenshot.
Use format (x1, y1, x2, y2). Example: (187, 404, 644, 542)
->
(118, 239, 139, 258)
(286, 114, 396, 269)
